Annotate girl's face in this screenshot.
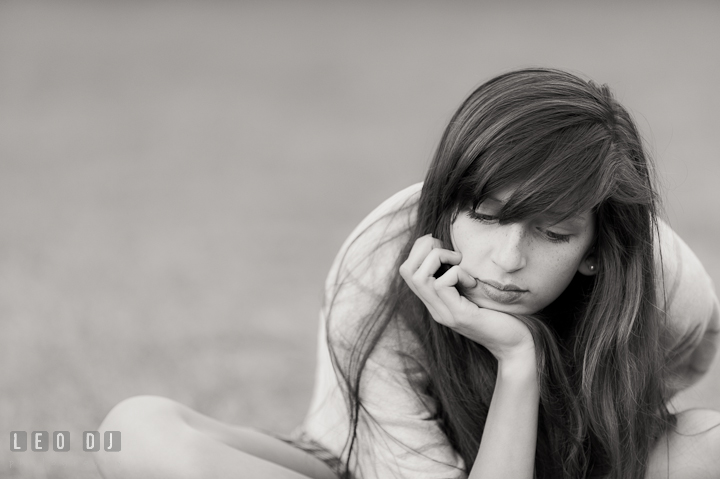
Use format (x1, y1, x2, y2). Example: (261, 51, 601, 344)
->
(451, 185, 597, 315)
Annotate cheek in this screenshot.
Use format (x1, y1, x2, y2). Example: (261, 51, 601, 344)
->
(535, 248, 585, 295)
(451, 218, 487, 258)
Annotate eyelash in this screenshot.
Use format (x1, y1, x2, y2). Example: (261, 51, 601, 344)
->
(467, 211, 571, 244)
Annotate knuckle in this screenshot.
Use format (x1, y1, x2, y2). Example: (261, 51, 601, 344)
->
(415, 234, 432, 245)
(426, 248, 442, 261)
(415, 234, 439, 250)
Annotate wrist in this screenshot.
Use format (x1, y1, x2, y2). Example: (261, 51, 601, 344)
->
(496, 345, 537, 380)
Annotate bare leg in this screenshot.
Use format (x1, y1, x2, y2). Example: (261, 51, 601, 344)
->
(646, 409, 720, 479)
(94, 395, 339, 479)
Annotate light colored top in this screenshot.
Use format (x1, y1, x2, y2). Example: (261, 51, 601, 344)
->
(298, 183, 720, 479)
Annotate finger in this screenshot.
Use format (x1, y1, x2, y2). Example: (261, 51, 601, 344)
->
(410, 250, 460, 319)
(399, 235, 459, 326)
(413, 248, 462, 281)
(434, 265, 461, 295)
(455, 266, 478, 291)
(434, 266, 478, 312)
(399, 234, 444, 279)
(404, 274, 455, 327)
(408, 254, 461, 325)
(420, 290, 456, 328)
(400, 235, 436, 295)
(434, 264, 475, 288)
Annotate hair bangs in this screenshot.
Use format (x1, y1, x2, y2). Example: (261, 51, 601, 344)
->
(460, 123, 616, 225)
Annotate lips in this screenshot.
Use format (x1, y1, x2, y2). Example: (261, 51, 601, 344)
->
(476, 278, 527, 304)
(478, 278, 526, 292)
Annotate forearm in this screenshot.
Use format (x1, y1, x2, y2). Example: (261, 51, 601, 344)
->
(469, 352, 540, 479)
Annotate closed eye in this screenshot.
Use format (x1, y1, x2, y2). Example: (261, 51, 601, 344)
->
(469, 209, 572, 243)
(542, 229, 571, 243)
(468, 211, 498, 224)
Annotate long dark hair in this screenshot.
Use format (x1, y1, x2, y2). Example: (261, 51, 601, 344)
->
(327, 68, 675, 479)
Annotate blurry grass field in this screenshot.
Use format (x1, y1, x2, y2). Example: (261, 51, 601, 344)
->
(1, 1, 719, 477)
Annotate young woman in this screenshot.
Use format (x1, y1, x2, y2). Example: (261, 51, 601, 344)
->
(95, 68, 720, 479)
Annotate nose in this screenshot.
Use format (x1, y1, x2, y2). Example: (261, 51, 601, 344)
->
(491, 223, 527, 273)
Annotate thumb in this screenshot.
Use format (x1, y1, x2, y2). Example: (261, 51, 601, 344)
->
(456, 267, 478, 291)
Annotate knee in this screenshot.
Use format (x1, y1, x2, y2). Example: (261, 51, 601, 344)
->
(99, 395, 181, 433)
(94, 396, 198, 479)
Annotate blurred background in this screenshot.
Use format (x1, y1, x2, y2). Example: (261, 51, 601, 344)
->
(1, 1, 719, 477)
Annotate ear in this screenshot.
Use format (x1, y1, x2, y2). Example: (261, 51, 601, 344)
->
(578, 250, 598, 276)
